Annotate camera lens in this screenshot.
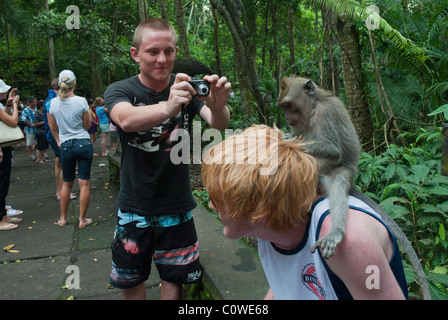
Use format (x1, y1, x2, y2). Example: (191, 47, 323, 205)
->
(196, 83, 209, 96)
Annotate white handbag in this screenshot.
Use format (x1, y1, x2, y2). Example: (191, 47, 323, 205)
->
(0, 121, 25, 147)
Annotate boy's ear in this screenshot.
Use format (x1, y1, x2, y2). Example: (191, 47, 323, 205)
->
(130, 47, 139, 63)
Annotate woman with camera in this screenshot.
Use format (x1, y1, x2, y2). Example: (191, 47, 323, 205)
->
(0, 79, 22, 231)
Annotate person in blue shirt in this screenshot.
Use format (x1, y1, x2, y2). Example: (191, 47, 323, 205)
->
(94, 97, 109, 156)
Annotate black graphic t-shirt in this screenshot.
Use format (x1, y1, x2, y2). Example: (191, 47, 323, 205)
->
(104, 74, 204, 216)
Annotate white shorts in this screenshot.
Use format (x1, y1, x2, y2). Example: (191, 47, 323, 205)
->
(26, 132, 36, 146)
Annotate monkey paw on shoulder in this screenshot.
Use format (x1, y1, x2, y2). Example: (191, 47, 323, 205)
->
(281, 133, 294, 140)
(310, 231, 344, 259)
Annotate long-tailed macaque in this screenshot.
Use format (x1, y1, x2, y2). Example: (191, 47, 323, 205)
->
(278, 75, 431, 299)
(278, 75, 359, 259)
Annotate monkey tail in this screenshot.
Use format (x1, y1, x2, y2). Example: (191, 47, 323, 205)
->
(349, 187, 432, 300)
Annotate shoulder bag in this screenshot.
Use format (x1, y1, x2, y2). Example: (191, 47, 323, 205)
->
(0, 121, 25, 148)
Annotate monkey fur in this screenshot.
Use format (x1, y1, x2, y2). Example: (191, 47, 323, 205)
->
(278, 75, 431, 299)
(278, 75, 359, 259)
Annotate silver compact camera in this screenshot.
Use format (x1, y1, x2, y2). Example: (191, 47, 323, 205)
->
(188, 80, 210, 97)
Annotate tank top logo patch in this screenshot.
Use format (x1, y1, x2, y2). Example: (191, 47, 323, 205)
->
(301, 263, 326, 300)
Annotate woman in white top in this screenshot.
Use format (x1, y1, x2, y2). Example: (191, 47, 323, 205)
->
(48, 70, 94, 228)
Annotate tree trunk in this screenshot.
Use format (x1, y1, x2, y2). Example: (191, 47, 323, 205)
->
(91, 50, 103, 98)
(137, 0, 146, 23)
(158, 0, 169, 20)
(209, 0, 265, 123)
(211, 6, 223, 77)
(43, 0, 56, 80)
(174, 0, 191, 58)
(336, 17, 373, 149)
(288, 5, 296, 75)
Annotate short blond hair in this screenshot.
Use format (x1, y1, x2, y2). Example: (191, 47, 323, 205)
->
(133, 18, 178, 50)
(202, 125, 318, 231)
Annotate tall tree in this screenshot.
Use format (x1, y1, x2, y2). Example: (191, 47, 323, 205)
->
(209, 0, 266, 123)
(137, 0, 147, 23)
(174, 0, 191, 58)
(336, 15, 373, 148)
(43, 0, 56, 80)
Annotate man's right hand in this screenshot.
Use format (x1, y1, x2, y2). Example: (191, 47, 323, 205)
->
(165, 73, 195, 118)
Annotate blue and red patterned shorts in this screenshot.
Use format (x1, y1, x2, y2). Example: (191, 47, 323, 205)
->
(110, 209, 202, 289)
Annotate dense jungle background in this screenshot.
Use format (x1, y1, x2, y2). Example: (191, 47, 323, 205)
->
(1, 0, 447, 299)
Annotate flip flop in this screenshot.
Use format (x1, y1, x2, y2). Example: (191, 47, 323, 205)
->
(0, 223, 18, 231)
(79, 218, 93, 229)
(7, 208, 23, 216)
(5, 217, 22, 223)
(54, 220, 67, 227)
(56, 194, 77, 201)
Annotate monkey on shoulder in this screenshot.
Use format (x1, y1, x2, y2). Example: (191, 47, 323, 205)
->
(278, 75, 361, 259)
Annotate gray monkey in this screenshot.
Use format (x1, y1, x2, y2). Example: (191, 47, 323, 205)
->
(278, 75, 359, 259)
(278, 75, 431, 299)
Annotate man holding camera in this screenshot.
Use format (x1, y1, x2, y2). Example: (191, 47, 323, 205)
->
(104, 18, 231, 300)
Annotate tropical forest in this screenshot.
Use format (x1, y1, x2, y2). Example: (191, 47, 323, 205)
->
(0, 0, 447, 300)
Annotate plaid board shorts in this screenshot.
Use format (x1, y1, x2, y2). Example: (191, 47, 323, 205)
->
(110, 209, 202, 289)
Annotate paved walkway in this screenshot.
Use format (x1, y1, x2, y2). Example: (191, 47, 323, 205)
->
(0, 141, 161, 300)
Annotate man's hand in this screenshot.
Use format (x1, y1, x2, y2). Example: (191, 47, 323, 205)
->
(165, 73, 195, 118)
(200, 75, 231, 111)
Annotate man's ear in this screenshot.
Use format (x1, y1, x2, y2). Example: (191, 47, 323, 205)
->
(130, 47, 139, 63)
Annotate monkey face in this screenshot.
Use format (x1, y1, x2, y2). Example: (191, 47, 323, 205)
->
(278, 101, 302, 126)
(278, 75, 315, 129)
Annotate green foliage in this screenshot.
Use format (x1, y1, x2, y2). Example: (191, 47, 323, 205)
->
(355, 127, 448, 299)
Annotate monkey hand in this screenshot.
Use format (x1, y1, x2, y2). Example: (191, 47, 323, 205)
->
(281, 133, 294, 140)
(310, 230, 344, 259)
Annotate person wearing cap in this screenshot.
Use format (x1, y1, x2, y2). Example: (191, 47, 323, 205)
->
(43, 78, 77, 201)
(47, 70, 94, 229)
(0, 80, 23, 230)
(104, 18, 231, 300)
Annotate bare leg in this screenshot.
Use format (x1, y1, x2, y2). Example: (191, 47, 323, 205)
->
(54, 157, 63, 199)
(58, 180, 74, 225)
(122, 282, 146, 300)
(101, 132, 109, 156)
(78, 178, 91, 227)
(160, 281, 182, 300)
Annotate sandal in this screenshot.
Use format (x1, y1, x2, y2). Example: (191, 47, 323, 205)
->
(56, 193, 77, 201)
(6, 207, 23, 216)
(4, 217, 22, 223)
(0, 223, 18, 231)
(79, 218, 93, 229)
(54, 219, 67, 227)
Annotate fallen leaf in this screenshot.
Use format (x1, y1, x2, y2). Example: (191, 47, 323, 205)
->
(7, 249, 20, 253)
(3, 244, 14, 251)
(88, 238, 96, 241)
